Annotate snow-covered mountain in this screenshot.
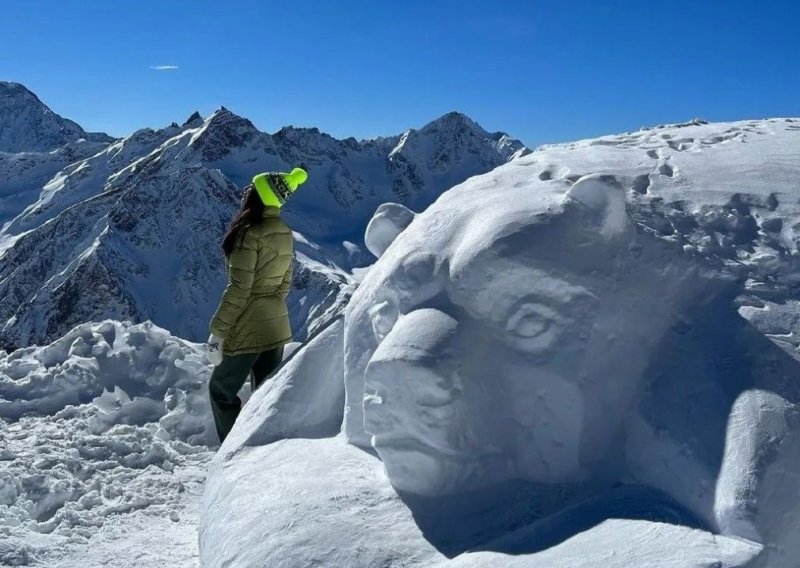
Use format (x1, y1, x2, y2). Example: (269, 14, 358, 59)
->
(0, 86, 528, 351)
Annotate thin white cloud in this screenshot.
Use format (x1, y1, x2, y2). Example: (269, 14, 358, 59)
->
(150, 65, 179, 71)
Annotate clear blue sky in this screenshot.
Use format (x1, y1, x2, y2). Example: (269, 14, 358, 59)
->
(4, 0, 799, 147)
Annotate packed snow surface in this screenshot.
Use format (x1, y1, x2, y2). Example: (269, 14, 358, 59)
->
(203, 117, 800, 567)
(0, 321, 215, 567)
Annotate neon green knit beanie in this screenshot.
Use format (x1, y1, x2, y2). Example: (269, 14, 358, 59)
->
(252, 167, 308, 208)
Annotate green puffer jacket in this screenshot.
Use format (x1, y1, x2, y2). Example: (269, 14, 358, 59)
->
(210, 207, 293, 355)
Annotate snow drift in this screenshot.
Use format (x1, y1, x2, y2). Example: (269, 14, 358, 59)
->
(203, 118, 800, 567)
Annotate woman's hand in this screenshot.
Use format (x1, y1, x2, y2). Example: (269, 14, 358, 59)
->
(208, 334, 224, 366)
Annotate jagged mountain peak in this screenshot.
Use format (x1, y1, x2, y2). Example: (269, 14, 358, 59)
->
(385, 111, 528, 169)
(1, 81, 40, 101)
(273, 125, 339, 149)
(183, 111, 203, 126)
(420, 111, 489, 137)
(208, 105, 246, 121)
(422, 111, 528, 148)
(0, 81, 113, 153)
(275, 125, 322, 136)
(184, 107, 266, 161)
(201, 106, 260, 134)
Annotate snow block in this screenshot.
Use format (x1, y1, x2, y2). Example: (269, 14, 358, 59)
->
(345, 166, 718, 489)
(216, 316, 345, 459)
(336, 155, 800, 565)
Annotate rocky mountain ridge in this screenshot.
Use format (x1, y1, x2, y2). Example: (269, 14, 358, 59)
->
(0, 84, 529, 350)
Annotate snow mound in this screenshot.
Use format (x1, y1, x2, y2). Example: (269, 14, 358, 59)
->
(0, 320, 214, 566)
(0, 320, 214, 442)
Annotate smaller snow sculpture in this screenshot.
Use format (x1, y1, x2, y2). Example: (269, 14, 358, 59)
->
(365, 202, 416, 258)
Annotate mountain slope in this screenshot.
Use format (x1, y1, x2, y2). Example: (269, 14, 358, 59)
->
(0, 139, 111, 226)
(0, 82, 116, 227)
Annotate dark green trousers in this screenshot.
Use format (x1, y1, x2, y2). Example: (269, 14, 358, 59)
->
(208, 346, 284, 443)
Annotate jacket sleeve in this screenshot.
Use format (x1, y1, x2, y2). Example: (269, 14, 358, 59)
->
(209, 230, 259, 338)
(278, 254, 293, 300)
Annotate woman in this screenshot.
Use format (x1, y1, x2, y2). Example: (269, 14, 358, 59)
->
(207, 167, 308, 443)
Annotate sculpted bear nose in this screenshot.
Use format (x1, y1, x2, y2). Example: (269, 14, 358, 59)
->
(363, 309, 461, 444)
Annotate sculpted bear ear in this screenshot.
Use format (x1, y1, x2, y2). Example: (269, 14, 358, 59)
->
(365, 203, 417, 258)
(563, 174, 629, 238)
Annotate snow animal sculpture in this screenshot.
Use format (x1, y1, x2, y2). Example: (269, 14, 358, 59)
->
(344, 173, 800, 566)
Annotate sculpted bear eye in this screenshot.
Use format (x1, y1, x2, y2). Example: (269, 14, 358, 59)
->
(510, 314, 549, 338)
(505, 303, 561, 341)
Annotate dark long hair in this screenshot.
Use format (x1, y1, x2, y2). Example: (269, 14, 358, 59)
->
(222, 185, 264, 256)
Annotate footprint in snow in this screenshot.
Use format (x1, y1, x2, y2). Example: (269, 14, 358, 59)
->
(658, 163, 675, 177)
(632, 174, 651, 195)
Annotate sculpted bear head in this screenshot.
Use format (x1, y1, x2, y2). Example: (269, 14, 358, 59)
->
(344, 171, 728, 497)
